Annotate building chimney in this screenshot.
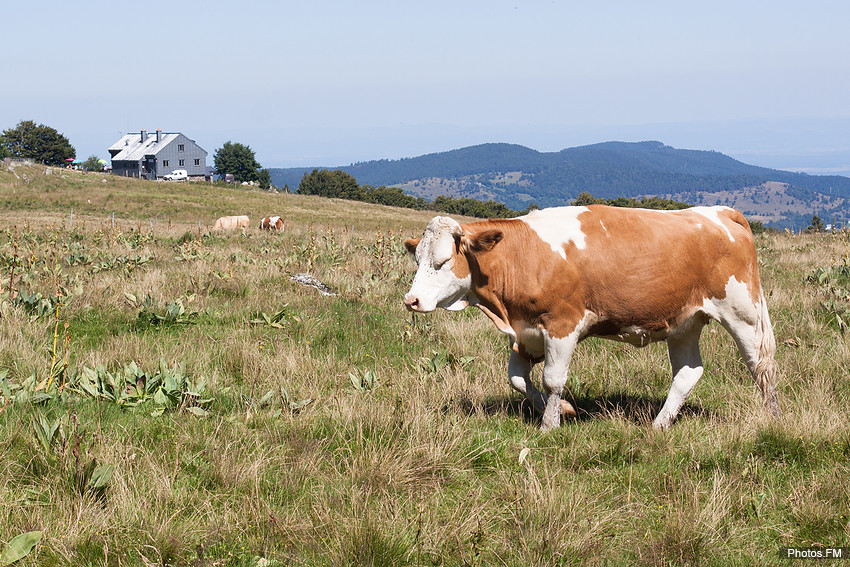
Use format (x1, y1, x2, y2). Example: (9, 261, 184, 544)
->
(156, 128, 161, 143)
(140, 130, 147, 143)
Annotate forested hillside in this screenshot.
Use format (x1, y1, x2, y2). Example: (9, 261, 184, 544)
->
(270, 141, 850, 229)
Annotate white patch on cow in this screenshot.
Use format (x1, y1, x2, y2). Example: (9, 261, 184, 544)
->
(600, 220, 608, 233)
(543, 311, 593, 351)
(405, 216, 471, 312)
(520, 206, 589, 258)
(691, 206, 736, 242)
(700, 275, 756, 324)
(703, 276, 762, 366)
(514, 321, 545, 359)
(443, 295, 470, 311)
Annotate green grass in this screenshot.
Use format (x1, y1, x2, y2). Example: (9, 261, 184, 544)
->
(1, 164, 849, 565)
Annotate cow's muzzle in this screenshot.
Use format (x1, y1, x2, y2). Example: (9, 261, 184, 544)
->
(403, 295, 422, 312)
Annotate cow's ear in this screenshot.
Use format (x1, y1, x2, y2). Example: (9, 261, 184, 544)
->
(466, 229, 503, 253)
(451, 224, 465, 252)
(404, 238, 421, 254)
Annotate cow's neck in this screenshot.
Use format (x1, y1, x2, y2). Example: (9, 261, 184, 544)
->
(465, 236, 526, 326)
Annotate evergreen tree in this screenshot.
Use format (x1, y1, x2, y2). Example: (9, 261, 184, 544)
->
(806, 214, 825, 233)
(257, 168, 271, 190)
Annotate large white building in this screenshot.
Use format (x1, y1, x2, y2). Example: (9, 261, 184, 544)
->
(108, 129, 207, 179)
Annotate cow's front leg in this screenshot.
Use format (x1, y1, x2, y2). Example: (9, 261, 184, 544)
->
(508, 350, 546, 414)
(509, 350, 577, 420)
(540, 332, 579, 431)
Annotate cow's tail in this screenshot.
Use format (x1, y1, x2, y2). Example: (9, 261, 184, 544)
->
(754, 291, 780, 416)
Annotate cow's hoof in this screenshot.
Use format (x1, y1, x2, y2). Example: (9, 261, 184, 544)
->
(560, 399, 576, 418)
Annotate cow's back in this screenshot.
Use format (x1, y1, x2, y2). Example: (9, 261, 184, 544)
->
(213, 216, 231, 230)
(213, 215, 248, 231)
(558, 206, 760, 328)
(260, 216, 284, 231)
(465, 205, 761, 337)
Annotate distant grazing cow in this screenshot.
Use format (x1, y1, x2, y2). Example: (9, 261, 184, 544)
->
(404, 205, 780, 431)
(259, 216, 285, 231)
(213, 215, 250, 231)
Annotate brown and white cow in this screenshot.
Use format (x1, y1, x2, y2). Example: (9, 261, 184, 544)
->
(213, 215, 250, 231)
(403, 205, 780, 431)
(259, 215, 285, 231)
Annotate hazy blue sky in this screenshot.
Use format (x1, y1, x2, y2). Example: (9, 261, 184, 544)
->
(3, 1, 849, 174)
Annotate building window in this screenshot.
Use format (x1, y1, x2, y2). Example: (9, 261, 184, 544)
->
(163, 160, 169, 167)
(179, 159, 185, 166)
(178, 144, 184, 151)
(194, 159, 200, 166)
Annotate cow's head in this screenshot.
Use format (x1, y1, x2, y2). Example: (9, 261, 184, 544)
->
(403, 216, 504, 312)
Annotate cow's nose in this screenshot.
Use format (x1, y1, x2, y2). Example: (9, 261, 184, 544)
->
(404, 295, 420, 311)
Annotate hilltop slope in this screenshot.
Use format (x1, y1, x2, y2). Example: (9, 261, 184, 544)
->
(270, 141, 850, 229)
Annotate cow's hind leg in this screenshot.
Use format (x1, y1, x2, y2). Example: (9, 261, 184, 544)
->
(719, 292, 781, 417)
(654, 323, 705, 429)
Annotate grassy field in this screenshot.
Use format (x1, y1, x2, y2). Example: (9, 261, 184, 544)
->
(1, 163, 848, 566)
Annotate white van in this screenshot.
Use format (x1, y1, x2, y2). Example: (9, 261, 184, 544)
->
(162, 169, 188, 181)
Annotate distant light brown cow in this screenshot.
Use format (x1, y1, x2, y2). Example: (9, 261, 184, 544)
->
(403, 205, 780, 431)
(259, 216, 285, 231)
(213, 215, 250, 231)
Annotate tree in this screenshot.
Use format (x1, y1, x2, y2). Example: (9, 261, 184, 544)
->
(213, 141, 262, 182)
(748, 219, 767, 234)
(81, 155, 103, 172)
(257, 168, 271, 190)
(364, 185, 427, 209)
(294, 168, 524, 219)
(573, 192, 605, 206)
(0, 120, 75, 165)
(572, 191, 691, 210)
(297, 169, 364, 200)
(805, 214, 825, 233)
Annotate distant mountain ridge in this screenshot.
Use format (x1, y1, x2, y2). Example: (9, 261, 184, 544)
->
(269, 141, 850, 229)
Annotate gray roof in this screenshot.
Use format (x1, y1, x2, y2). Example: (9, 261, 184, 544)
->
(108, 132, 182, 161)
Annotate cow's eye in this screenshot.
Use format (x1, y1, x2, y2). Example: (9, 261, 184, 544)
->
(434, 258, 451, 270)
